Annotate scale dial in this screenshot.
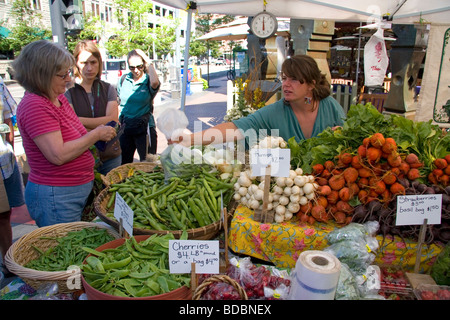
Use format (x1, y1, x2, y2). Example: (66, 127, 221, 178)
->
(250, 11, 278, 39)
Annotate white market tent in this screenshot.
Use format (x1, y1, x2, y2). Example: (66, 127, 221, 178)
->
(154, 0, 450, 113)
(196, 23, 250, 41)
(155, 0, 450, 24)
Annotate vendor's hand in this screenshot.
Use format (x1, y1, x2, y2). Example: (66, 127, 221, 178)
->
(170, 129, 192, 147)
(95, 125, 117, 141)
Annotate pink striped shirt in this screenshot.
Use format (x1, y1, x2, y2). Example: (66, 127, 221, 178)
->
(17, 92, 95, 186)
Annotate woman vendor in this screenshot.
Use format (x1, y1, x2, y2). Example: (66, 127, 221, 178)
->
(172, 55, 345, 147)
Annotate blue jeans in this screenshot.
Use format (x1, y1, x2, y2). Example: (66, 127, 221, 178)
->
(98, 155, 122, 175)
(25, 180, 93, 227)
(3, 160, 25, 208)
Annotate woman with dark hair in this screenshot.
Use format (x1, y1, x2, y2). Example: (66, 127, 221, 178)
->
(65, 40, 121, 175)
(117, 49, 160, 164)
(172, 55, 345, 147)
(12, 40, 116, 227)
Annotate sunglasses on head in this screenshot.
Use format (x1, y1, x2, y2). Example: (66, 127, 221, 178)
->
(129, 64, 144, 70)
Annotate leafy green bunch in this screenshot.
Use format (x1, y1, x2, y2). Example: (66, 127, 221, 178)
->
(288, 103, 450, 175)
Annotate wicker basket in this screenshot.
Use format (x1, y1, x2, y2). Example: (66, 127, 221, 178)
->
(94, 187, 237, 240)
(192, 274, 248, 300)
(100, 162, 162, 187)
(4, 222, 120, 293)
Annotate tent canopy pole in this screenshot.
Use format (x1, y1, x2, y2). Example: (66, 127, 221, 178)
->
(181, 2, 196, 111)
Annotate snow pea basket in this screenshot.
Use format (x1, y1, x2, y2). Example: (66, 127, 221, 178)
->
(94, 162, 237, 240)
(4, 222, 120, 293)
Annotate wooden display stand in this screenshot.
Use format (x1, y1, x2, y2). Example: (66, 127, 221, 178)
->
(253, 166, 274, 223)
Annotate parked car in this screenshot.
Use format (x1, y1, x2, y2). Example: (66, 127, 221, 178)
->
(101, 59, 127, 87)
(215, 57, 225, 66)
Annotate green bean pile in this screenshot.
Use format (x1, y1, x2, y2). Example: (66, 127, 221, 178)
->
(105, 168, 236, 231)
(82, 233, 190, 297)
(25, 228, 115, 271)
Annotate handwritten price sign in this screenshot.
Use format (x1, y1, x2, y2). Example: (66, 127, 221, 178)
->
(114, 192, 134, 236)
(395, 194, 442, 226)
(250, 148, 291, 177)
(168, 240, 219, 274)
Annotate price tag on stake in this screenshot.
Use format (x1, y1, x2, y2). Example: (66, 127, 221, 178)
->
(168, 240, 220, 274)
(114, 192, 134, 237)
(395, 194, 442, 226)
(250, 148, 290, 177)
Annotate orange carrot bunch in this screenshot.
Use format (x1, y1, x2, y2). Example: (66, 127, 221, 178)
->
(300, 133, 426, 226)
(428, 155, 450, 187)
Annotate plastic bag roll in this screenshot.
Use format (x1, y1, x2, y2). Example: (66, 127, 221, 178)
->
(289, 250, 341, 300)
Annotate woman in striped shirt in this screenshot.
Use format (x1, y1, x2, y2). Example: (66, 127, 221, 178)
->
(13, 40, 117, 227)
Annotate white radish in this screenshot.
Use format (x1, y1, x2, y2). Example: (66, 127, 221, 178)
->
(275, 205, 286, 215)
(303, 182, 315, 195)
(289, 194, 300, 204)
(274, 213, 284, 223)
(273, 186, 284, 195)
(279, 195, 289, 206)
(294, 176, 306, 187)
(288, 202, 300, 214)
(238, 187, 248, 196)
(254, 189, 264, 201)
(276, 177, 286, 187)
(285, 178, 294, 187)
(238, 175, 252, 187)
(250, 199, 260, 210)
(291, 185, 301, 195)
(299, 196, 308, 206)
(283, 186, 292, 196)
(289, 170, 297, 180)
(305, 192, 315, 200)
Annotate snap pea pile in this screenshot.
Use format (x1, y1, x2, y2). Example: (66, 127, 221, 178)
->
(105, 168, 236, 231)
(82, 233, 190, 297)
(25, 228, 115, 271)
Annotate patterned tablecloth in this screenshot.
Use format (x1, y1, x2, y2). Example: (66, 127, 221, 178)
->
(228, 205, 443, 273)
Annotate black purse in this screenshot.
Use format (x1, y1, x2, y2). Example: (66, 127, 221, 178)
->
(122, 113, 150, 135)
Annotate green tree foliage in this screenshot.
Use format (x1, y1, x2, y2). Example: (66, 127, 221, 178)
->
(190, 13, 236, 60)
(66, 13, 103, 53)
(102, 0, 178, 59)
(1, 0, 51, 55)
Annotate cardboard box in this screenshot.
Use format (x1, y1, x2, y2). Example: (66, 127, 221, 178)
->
(406, 272, 437, 290)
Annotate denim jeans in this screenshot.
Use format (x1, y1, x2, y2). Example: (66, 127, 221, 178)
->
(98, 155, 122, 175)
(25, 180, 93, 227)
(3, 160, 25, 208)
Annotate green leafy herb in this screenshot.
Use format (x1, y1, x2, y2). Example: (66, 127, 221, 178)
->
(288, 103, 450, 176)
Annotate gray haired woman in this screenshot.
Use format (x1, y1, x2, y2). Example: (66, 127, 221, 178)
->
(12, 40, 117, 227)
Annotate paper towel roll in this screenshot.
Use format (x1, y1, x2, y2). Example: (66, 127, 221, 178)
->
(289, 250, 341, 300)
